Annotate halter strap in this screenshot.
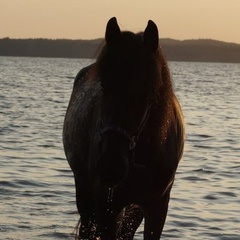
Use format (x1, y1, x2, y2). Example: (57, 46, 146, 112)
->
(100, 125, 133, 142)
(99, 101, 152, 151)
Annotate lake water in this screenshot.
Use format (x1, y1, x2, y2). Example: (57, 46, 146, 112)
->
(0, 56, 239, 240)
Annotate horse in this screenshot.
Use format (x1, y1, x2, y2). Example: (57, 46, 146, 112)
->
(63, 17, 184, 240)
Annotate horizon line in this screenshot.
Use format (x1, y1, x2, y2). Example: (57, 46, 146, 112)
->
(1, 37, 240, 46)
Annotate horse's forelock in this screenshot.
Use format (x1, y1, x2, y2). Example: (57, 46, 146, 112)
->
(95, 31, 173, 100)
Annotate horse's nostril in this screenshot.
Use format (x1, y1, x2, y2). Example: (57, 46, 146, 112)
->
(98, 174, 121, 188)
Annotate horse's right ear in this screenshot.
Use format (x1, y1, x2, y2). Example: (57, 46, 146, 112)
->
(105, 17, 121, 46)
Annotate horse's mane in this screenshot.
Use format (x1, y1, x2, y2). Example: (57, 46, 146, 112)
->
(91, 31, 175, 140)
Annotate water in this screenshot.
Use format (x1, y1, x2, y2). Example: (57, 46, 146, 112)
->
(0, 57, 239, 239)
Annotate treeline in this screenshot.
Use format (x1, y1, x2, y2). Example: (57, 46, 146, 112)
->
(0, 38, 101, 59)
(160, 39, 240, 63)
(1, 37, 240, 63)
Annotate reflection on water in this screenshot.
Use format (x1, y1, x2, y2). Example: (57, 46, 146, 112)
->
(0, 57, 239, 239)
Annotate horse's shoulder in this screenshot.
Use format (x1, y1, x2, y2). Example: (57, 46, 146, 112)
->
(173, 95, 184, 125)
(171, 94, 185, 159)
(73, 63, 95, 87)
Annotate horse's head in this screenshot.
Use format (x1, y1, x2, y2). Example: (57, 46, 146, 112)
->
(96, 17, 161, 188)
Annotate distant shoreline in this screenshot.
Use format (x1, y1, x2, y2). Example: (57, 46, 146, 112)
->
(1, 38, 240, 63)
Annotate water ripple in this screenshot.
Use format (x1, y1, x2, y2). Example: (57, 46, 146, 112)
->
(0, 58, 239, 239)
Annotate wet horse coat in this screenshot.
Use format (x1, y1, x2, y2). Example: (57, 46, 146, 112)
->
(63, 17, 184, 240)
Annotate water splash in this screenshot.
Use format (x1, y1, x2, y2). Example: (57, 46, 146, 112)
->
(106, 188, 114, 215)
(107, 188, 114, 203)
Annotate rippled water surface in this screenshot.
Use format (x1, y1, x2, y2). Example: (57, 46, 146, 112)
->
(0, 57, 239, 240)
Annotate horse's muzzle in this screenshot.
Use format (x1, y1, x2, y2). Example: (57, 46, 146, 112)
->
(97, 154, 129, 188)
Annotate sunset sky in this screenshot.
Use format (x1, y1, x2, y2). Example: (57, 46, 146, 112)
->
(1, 0, 240, 44)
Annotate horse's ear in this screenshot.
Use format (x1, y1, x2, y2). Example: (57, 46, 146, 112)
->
(144, 20, 159, 51)
(105, 17, 121, 46)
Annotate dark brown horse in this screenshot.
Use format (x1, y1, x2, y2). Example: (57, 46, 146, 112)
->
(63, 17, 184, 240)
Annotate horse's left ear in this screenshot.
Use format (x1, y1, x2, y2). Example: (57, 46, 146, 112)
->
(105, 17, 121, 46)
(144, 20, 159, 51)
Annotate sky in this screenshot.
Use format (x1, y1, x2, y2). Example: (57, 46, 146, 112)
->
(1, 0, 240, 44)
